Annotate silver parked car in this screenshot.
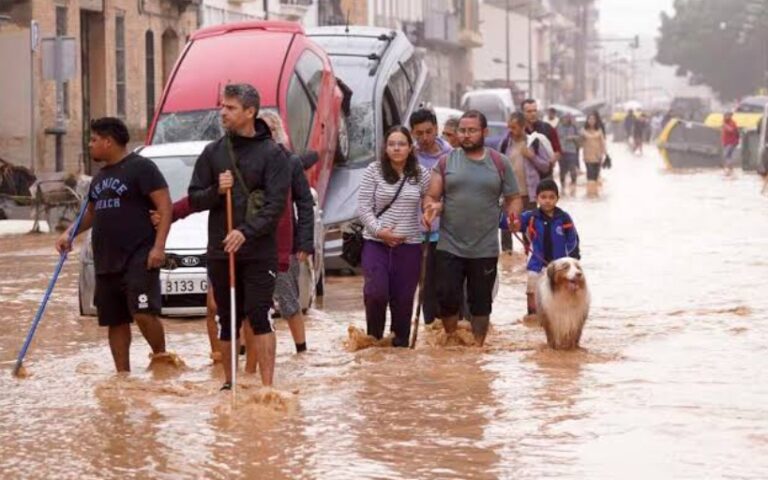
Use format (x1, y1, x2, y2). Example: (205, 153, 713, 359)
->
(79, 141, 324, 317)
(307, 26, 428, 270)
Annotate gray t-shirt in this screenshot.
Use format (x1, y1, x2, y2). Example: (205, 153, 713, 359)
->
(434, 148, 520, 258)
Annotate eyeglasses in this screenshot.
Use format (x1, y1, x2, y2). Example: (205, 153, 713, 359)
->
(457, 128, 483, 135)
(386, 141, 409, 148)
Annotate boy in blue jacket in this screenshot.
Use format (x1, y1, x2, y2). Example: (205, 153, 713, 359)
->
(519, 179, 580, 317)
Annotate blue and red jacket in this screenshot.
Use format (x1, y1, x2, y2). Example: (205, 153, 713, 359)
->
(520, 207, 580, 272)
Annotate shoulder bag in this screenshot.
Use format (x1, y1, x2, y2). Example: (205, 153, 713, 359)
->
(341, 175, 407, 267)
(226, 135, 265, 222)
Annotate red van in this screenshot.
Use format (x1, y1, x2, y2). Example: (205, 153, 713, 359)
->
(146, 21, 349, 207)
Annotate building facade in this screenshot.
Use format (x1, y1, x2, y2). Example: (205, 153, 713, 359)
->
(0, 0, 482, 173)
(473, 0, 598, 107)
(0, 0, 197, 173)
(365, 0, 483, 108)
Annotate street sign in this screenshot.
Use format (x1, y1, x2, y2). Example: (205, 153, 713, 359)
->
(42, 36, 76, 81)
(30, 20, 39, 52)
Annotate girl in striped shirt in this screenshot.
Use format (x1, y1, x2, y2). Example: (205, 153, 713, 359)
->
(357, 126, 430, 347)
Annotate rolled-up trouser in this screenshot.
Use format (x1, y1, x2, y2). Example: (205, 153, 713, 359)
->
(208, 258, 276, 340)
(361, 240, 422, 346)
(274, 255, 301, 318)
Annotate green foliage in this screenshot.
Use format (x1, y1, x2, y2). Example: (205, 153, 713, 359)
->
(656, 0, 768, 101)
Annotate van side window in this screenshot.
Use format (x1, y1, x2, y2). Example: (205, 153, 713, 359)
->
(382, 87, 400, 136)
(286, 72, 314, 153)
(401, 56, 421, 91)
(386, 66, 411, 122)
(295, 50, 325, 101)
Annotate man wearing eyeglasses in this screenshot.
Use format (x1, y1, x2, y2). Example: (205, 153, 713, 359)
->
(423, 110, 522, 346)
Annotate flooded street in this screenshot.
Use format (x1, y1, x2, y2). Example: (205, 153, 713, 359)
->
(1, 143, 767, 479)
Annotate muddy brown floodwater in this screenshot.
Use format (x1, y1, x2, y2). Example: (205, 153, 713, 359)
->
(1, 143, 767, 479)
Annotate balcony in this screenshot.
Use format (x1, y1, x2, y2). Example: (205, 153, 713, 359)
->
(279, 0, 313, 20)
(374, 14, 400, 30)
(458, 0, 482, 47)
(424, 11, 459, 48)
(168, 0, 200, 14)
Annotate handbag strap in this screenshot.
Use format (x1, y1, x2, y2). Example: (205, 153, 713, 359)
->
(375, 175, 407, 218)
(225, 135, 250, 194)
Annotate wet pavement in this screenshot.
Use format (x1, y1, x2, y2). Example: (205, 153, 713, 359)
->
(1, 143, 767, 479)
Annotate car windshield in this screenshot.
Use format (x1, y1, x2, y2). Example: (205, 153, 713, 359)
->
(151, 108, 279, 145)
(311, 34, 387, 165)
(736, 103, 765, 114)
(149, 156, 197, 202)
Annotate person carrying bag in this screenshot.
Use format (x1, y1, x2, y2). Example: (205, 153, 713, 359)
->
(342, 174, 406, 268)
(354, 126, 431, 347)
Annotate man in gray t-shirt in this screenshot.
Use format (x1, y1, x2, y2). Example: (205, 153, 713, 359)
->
(424, 110, 522, 346)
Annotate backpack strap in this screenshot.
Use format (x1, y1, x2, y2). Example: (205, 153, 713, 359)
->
(499, 133, 511, 156)
(437, 153, 449, 180)
(487, 148, 506, 181)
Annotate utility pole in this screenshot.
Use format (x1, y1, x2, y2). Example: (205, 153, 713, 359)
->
(263, 0, 269, 20)
(505, 0, 510, 86)
(527, 2, 533, 97)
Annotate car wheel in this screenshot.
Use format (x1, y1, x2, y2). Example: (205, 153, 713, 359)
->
(334, 113, 350, 164)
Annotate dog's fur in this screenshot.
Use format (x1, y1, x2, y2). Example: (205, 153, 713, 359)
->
(536, 258, 590, 350)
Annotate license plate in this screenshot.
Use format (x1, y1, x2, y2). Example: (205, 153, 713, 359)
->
(163, 277, 208, 295)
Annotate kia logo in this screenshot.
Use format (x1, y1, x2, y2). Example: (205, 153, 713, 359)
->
(180, 256, 200, 267)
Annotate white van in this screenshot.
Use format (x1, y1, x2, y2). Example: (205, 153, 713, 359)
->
(460, 89, 516, 123)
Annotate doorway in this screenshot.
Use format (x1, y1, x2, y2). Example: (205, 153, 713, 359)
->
(79, 9, 105, 174)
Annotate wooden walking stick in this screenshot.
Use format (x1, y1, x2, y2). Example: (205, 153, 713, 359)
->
(409, 234, 430, 349)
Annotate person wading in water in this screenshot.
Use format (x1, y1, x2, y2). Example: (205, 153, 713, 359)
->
(423, 110, 522, 346)
(56, 117, 177, 372)
(188, 84, 290, 390)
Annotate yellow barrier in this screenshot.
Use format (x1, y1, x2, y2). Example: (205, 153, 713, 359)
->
(704, 112, 762, 130)
(656, 118, 680, 169)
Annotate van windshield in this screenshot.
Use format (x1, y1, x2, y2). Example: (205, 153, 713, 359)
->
(311, 34, 389, 166)
(151, 108, 278, 145)
(152, 110, 223, 144)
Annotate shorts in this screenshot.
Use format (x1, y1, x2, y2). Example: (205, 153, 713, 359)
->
(559, 152, 579, 174)
(435, 250, 497, 318)
(95, 250, 161, 327)
(586, 162, 601, 181)
(274, 255, 301, 318)
(526, 270, 543, 294)
(208, 258, 276, 340)
(723, 144, 737, 167)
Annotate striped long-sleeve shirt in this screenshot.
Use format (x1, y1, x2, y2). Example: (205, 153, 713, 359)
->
(356, 161, 430, 244)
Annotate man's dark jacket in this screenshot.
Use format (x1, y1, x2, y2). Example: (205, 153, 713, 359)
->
(188, 118, 290, 264)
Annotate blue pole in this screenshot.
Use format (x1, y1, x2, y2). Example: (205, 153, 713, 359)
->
(13, 198, 89, 376)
